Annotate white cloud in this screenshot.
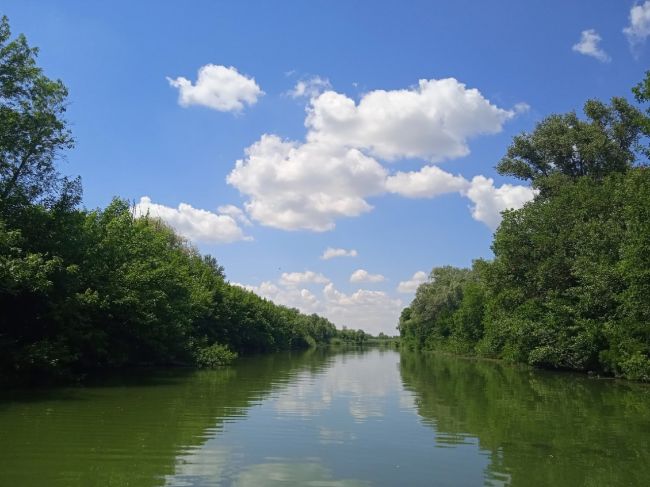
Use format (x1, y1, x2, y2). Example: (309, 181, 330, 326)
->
(463, 176, 537, 229)
(289, 76, 332, 99)
(236, 276, 402, 335)
(323, 283, 402, 334)
(624, 1, 650, 49)
(217, 204, 252, 226)
(279, 270, 330, 287)
(386, 165, 470, 198)
(226, 77, 529, 231)
(397, 271, 428, 294)
(572, 29, 611, 62)
(321, 247, 358, 260)
(386, 165, 534, 228)
(234, 281, 322, 314)
(133, 196, 251, 243)
(349, 269, 386, 283)
(167, 64, 263, 112)
(306, 78, 516, 162)
(227, 135, 387, 231)
(513, 102, 531, 114)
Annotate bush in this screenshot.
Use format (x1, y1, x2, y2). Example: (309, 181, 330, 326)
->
(194, 343, 237, 368)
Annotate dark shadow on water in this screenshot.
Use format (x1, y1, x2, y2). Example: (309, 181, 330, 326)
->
(399, 350, 650, 487)
(0, 348, 338, 487)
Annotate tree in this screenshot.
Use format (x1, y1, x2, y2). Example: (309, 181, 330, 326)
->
(0, 16, 79, 217)
(399, 266, 478, 350)
(496, 97, 646, 194)
(399, 73, 650, 380)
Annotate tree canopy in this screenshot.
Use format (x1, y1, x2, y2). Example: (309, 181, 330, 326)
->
(496, 97, 647, 194)
(0, 17, 338, 382)
(0, 16, 79, 217)
(401, 76, 650, 381)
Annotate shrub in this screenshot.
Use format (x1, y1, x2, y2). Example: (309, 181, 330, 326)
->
(194, 343, 237, 368)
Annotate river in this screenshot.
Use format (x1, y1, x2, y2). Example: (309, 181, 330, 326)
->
(1, 348, 648, 486)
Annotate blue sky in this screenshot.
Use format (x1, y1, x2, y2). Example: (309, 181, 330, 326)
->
(5, 1, 649, 333)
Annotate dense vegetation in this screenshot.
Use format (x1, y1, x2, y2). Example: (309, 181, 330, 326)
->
(0, 17, 337, 380)
(399, 79, 650, 381)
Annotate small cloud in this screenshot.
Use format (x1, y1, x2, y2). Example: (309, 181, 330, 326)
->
(167, 64, 263, 112)
(386, 165, 469, 199)
(397, 271, 427, 294)
(279, 271, 330, 287)
(624, 1, 650, 51)
(289, 76, 332, 99)
(350, 269, 386, 283)
(321, 247, 358, 260)
(513, 102, 531, 114)
(133, 196, 252, 243)
(462, 176, 537, 229)
(572, 29, 611, 63)
(217, 204, 252, 226)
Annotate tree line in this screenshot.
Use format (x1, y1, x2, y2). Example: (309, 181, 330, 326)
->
(0, 17, 338, 381)
(399, 75, 650, 381)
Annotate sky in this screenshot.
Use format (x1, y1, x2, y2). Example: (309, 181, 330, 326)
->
(4, 0, 650, 334)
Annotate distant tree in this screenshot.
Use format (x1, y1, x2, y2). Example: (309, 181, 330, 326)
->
(399, 266, 477, 349)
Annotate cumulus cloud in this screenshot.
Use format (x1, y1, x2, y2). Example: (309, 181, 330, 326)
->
(289, 76, 332, 99)
(279, 271, 330, 287)
(235, 275, 402, 334)
(572, 29, 611, 62)
(134, 196, 251, 243)
(463, 176, 537, 229)
(386, 165, 469, 198)
(323, 283, 402, 334)
(227, 77, 530, 231)
(321, 247, 358, 260)
(305, 78, 516, 162)
(227, 135, 387, 231)
(386, 166, 535, 226)
(234, 281, 322, 314)
(624, 1, 650, 49)
(349, 269, 386, 283)
(167, 64, 263, 112)
(397, 271, 428, 294)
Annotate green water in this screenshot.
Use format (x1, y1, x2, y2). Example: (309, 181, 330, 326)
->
(1, 349, 648, 486)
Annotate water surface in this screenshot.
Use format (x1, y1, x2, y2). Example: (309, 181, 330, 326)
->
(1, 348, 648, 486)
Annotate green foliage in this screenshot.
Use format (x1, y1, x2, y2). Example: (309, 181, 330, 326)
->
(496, 96, 646, 195)
(399, 265, 485, 353)
(194, 343, 237, 368)
(481, 170, 650, 377)
(0, 17, 338, 381)
(402, 170, 650, 381)
(400, 73, 650, 381)
(0, 199, 338, 379)
(0, 16, 80, 217)
(332, 327, 372, 345)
